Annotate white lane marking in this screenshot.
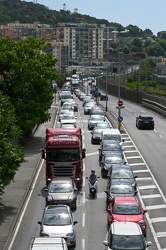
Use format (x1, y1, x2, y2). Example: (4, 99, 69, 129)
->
(133, 170, 149, 173)
(126, 156, 142, 159)
(159, 134, 163, 139)
(146, 204, 166, 210)
(124, 150, 138, 153)
(83, 162, 85, 172)
(83, 192, 85, 204)
(130, 163, 146, 166)
(151, 217, 166, 223)
(86, 151, 98, 157)
(138, 185, 156, 190)
(157, 232, 166, 237)
(82, 213, 85, 227)
(137, 177, 152, 181)
(141, 194, 161, 199)
(82, 239, 85, 250)
(7, 159, 45, 250)
(123, 145, 136, 148)
(83, 176, 85, 187)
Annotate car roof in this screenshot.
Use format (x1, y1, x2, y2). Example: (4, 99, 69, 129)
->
(104, 151, 123, 157)
(114, 196, 139, 204)
(103, 140, 120, 145)
(50, 177, 74, 183)
(111, 221, 143, 235)
(111, 164, 132, 170)
(111, 179, 134, 185)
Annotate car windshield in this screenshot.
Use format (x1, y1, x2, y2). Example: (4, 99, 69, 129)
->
(44, 213, 71, 226)
(114, 204, 141, 215)
(103, 144, 121, 151)
(103, 135, 121, 142)
(96, 124, 109, 128)
(111, 235, 145, 250)
(105, 157, 123, 164)
(49, 183, 73, 193)
(93, 129, 102, 134)
(111, 170, 133, 179)
(110, 184, 133, 194)
(91, 116, 102, 121)
(61, 115, 75, 120)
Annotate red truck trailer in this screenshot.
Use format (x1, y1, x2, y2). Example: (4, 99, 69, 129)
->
(42, 128, 86, 188)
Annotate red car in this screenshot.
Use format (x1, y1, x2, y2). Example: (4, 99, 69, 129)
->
(107, 196, 147, 237)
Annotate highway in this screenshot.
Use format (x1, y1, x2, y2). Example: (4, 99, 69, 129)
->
(8, 86, 166, 250)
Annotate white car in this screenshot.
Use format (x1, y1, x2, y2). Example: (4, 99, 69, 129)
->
(103, 221, 152, 250)
(38, 205, 78, 247)
(60, 113, 77, 128)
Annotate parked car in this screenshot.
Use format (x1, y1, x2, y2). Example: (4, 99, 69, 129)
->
(98, 140, 125, 162)
(88, 114, 105, 130)
(38, 205, 78, 247)
(45, 177, 78, 209)
(105, 179, 138, 206)
(100, 151, 125, 178)
(106, 196, 147, 236)
(136, 114, 154, 130)
(107, 164, 138, 190)
(103, 221, 152, 250)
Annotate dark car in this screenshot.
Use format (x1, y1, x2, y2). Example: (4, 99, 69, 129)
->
(105, 179, 138, 206)
(98, 140, 125, 162)
(100, 152, 125, 178)
(107, 164, 138, 191)
(136, 114, 154, 130)
(91, 127, 103, 144)
(45, 177, 78, 210)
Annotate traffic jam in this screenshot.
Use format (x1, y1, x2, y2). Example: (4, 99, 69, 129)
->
(31, 74, 156, 250)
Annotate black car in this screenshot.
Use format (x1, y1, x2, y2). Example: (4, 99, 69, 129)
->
(107, 164, 138, 191)
(91, 127, 103, 144)
(100, 152, 125, 178)
(136, 114, 154, 129)
(98, 140, 125, 162)
(105, 179, 138, 206)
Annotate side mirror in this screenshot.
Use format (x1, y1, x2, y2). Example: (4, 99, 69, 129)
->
(143, 209, 147, 214)
(74, 221, 78, 225)
(134, 176, 138, 179)
(42, 149, 45, 160)
(38, 221, 41, 225)
(82, 149, 86, 159)
(45, 188, 48, 192)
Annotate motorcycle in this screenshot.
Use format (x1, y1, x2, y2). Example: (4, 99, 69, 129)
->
(86, 176, 99, 198)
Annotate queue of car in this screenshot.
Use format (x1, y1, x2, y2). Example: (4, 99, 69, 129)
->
(80, 87, 152, 250)
(35, 83, 152, 249)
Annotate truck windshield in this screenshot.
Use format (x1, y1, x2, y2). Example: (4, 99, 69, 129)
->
(47, 148, 80, 162)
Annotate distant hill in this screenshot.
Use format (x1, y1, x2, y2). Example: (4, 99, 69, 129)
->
(0, 0, 133, 32)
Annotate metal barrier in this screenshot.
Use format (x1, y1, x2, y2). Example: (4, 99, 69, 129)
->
(142, 98, 166, 117)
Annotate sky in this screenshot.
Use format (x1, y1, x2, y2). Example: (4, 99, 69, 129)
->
(25, 0, 166, 35)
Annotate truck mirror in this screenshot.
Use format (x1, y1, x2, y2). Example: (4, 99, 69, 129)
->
(42, 149, 45, 159)
(82, 149, 86, 159)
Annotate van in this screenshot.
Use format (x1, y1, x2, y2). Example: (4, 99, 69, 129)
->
(30, 237, 68, 250)
(101, 128, 124, 144)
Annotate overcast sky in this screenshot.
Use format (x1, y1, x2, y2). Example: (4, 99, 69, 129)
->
(25, 0, 166, 35)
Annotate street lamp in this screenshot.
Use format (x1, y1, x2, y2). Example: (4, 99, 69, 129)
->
(112, 30, 129, 129)
(103, 38, 113, 112)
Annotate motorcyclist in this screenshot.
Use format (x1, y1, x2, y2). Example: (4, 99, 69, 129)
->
(89, 169, 97, 183)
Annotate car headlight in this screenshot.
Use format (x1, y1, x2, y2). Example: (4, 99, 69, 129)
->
(139, 220, 145, 225)
(41, 231, 49, 237)
(66, 230, 74, 237)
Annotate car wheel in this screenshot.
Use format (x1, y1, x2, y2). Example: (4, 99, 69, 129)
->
(91, 138, 94, 144)
(151, 125, 154, 130)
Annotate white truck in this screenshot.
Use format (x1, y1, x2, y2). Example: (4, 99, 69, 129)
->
(30, 237, 68, 250)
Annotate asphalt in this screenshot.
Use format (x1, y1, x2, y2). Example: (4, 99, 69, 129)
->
(0, 104, 57, 250)
(0, 93, 118, 250)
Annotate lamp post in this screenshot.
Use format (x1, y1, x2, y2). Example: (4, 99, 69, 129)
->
(112, 30, 129, 129)
(103, 38, 113, 112)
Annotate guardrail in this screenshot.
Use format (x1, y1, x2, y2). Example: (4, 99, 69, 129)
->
(142, 98, 166, 117)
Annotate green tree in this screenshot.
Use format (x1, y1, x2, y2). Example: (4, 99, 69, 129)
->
(0, 36, 58, 137)
(0, 91, 25, 196)
(146, 41, 165, 57)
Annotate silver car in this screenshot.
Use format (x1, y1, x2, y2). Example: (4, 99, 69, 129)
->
(45, 177, 78, 210)
(38, 205, 78, 247)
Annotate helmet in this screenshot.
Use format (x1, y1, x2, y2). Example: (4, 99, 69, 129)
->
(91, 169, 95, 174)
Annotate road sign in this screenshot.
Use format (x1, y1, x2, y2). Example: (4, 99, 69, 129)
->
(118, 100, 123, 106)
(118, 116, 123, 122)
